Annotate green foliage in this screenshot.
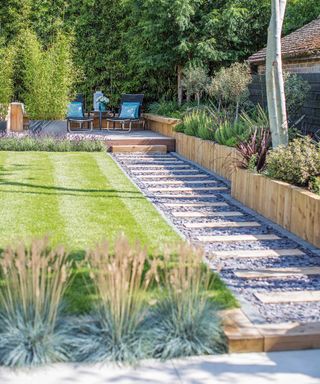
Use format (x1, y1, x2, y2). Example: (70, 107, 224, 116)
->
(0, 0, 314, 105)
(148, 100, 182, 119)
(207, 62, 252, 120)
(182, 65, 209, 105)
(214, 120, 250, 147)
(265, 137, 320, 191)
(20, 30, 75, 120)
(309, 176, 320, 195)
(241, 104, 269, 131)
(0, 134, 105, 152)
(0, 45, 14, 120)
(284, 0, 320, 34)
(181, 110, 215, 140)
(284, 72, 311, 121)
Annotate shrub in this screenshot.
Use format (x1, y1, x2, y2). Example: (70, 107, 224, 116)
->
(180, 110, 215, 140)
(70, 235, 158, 364)
(20, 30, 75, 120)
(147, 99, 200, 119)
(0, 134, 105, 152)
(214, 119, 250, 147)
(207, 62, 252, 121)
(0, 45, 14, 120)
(182, 65, 209, 105)
(265, 137, 320, 191)
(0, 238, 72, 367)
(284, 72, 311, 122)
(148, 244, 226, 360)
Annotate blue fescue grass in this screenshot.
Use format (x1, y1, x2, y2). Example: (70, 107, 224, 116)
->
(0, 239, 74, 367)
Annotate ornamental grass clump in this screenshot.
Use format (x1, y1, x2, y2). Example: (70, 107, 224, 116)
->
(149, 244, 226, 360)
(0, 238, 72, 367)
(70, 235, 158, 364)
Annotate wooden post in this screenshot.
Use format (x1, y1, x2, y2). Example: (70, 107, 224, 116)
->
(8, 103, 24, 132)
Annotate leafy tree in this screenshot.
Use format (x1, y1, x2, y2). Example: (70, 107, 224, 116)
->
(284, 0, 320, 34)
(207, 62, 252, 121)
(0, 0, 31, 42)
(182, 65, 209, 105)
(0, 45, 15, 119)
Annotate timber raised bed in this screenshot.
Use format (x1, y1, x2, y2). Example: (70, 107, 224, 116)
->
(231, 167, 320, 248)
(144, 114, 241, 181)
(174, 132, 241, 181)
(143, 113, 180, 137)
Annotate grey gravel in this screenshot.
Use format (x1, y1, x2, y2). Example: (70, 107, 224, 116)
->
(112, 152, 320, 324)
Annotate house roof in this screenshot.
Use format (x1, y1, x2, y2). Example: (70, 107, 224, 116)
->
(248, 17, 320, 64)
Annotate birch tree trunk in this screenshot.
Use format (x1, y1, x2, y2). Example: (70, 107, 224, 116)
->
(266, 0, 288, 148)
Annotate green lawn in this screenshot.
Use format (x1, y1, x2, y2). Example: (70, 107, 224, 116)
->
(0, 151, 236, 313)
(0, 151, 180, 253)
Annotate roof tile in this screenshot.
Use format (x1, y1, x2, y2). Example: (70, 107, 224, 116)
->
(248, 17, 320, 64)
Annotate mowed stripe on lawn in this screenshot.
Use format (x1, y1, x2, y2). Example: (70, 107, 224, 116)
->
(0, 152, 66, 246)
(50, 152, 180, 251)
(0, 152, 179, 253)
(96, 153, 180, 250)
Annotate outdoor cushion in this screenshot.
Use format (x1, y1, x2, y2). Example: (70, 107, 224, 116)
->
(67, 102, 84, 118)
(119, 102, 140, 119)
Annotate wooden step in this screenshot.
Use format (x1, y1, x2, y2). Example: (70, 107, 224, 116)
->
(165, 202, 229, 207)
(212, 248, 305, 259)
(149, 186, 227, 192)
(235, 267, 320, 279)
(122, 158, 176, 162)
(129, 160, 183, 165)
(255, 290, 320, 304)
(186, 221, 260, 229)
(127, 164, 190, 169)
(223, 309, 320, 353)
(152, 194, 218, 198)
(117, 154, 170, 158)
(131, 169, 199, 174)
(112, 145, 167, 153)
(199, 234, 281, 242)
(140, 174, 208, 179)
(172, 211, 243, 218)
(143, 180, 218, 185)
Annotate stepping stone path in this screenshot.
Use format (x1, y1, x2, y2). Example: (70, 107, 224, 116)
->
(113, 152, 320, 325)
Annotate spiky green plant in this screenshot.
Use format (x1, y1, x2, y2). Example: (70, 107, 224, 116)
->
(182, 110, 215, 139)
(0, 238, 72, 367)
(148, 244, 226, 360)
(70, 234, 158, 364)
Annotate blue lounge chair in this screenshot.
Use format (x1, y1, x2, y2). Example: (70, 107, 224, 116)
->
(67, 101, 93, 132)
(106, 94, 145, 133)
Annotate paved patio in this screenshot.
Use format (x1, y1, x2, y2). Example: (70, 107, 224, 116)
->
(0, 350, 319, 384)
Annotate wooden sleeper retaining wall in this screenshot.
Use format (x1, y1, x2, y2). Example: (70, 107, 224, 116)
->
(231, 168, 320, 248)
(145, 113, 320, 248)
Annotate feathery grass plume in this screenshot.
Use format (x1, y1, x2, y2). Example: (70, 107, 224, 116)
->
(70, 234, 158, 364)
(0, 238, 73, 367)
(149, 243, 226, 360)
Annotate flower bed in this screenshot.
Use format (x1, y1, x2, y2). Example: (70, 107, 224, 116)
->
(232, 167, 320, 248)
(144, 114, 240, 181)
(0, 132, 105, 151)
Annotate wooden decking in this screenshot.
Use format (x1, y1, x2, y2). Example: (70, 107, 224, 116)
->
(68, 129, 176, 152)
